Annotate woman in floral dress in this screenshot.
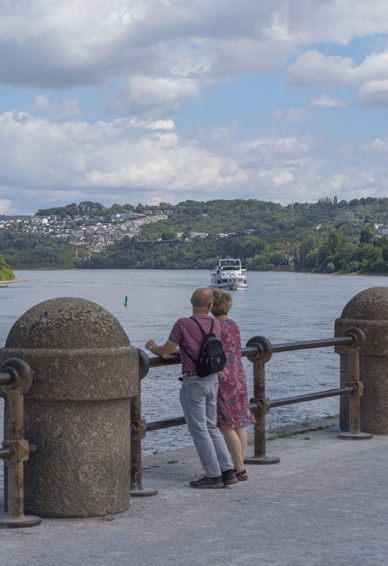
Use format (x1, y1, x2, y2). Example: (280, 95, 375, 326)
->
(211, 289, 255, 481)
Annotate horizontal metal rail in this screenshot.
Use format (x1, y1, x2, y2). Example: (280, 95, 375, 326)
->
(147, 416, 186, 431)
(145, 385, 356, 432)
(271, 335, 354, 354)
(148, 354, 180, 368)
(147, 335, 356, 369)
(0, 370, 16, 385)
(266, 385, 355, 408)
(0, 446, 14, 459)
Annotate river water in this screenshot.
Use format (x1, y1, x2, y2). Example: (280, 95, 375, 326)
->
(0, 269, 386, 486)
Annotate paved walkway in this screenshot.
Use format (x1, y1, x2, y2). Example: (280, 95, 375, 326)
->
(1, 417, 387, 566)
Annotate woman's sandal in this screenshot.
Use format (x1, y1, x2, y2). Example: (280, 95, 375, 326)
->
(235, 469, 248, 481)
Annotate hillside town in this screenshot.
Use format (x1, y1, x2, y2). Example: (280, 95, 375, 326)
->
(0, 210, 172, 253)
(0, 209, 248, 254)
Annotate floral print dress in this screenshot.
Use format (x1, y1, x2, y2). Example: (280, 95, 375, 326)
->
(217, 318, 255, 428)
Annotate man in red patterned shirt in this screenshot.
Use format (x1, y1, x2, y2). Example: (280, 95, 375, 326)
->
(145, 287, 237, 488)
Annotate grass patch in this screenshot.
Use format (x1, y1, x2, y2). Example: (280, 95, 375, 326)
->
(266, 425, 327, 441)
(267, 429, 296, 441)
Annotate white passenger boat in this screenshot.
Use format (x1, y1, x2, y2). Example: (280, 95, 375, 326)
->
(210, 258, 247, 290)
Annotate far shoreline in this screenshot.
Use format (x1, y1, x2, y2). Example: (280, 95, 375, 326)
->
(4, 267, 388, 277)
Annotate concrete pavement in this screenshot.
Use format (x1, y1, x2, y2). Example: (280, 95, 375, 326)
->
(1, 416, 387, 566)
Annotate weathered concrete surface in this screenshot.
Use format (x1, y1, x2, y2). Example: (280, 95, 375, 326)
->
(336, 286, 388, 434)
(1, 417, 387, 566)
(0, 297, 139, 518)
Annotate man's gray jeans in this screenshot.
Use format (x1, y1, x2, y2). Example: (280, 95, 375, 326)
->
(180, 374, 233, 478)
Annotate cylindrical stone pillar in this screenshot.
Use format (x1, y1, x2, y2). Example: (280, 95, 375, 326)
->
(0, 297, 139, 518)
(335, 287, 388, 435)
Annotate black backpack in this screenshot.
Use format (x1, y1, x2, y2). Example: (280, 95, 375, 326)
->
(181, 317, 227, 377)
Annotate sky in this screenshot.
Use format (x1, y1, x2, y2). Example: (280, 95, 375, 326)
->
(2, 1, 388, 215)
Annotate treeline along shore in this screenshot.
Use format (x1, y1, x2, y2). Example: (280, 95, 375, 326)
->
(2, 196, 388, 274)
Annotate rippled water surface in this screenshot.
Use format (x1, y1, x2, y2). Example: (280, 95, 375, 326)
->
(0, 269, 386, 486)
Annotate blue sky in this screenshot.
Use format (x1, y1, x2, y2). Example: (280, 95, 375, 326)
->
(2, 1, 388, 215)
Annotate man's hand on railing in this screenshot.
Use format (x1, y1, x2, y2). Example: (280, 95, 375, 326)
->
(145, 339, 179, 358)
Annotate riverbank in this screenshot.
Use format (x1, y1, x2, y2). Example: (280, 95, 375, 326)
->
(0, 278, 21, 285)
(1, 415, 387, 566)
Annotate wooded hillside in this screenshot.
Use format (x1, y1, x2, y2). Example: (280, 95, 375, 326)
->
(3, 196, 388, 273)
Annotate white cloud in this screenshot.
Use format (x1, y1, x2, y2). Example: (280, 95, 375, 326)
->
(57, 100, 84, 120)
(310, 94, 347, 108)
(285, 51, 358, 87)
(0, 0, 387, 127)
(286, 49, 388, 87)
(286, 48, 388, 108)
(2, 1, 388, 212)
(0, 1, 387, 90)
(359, 79, 388, 106)
(0, 112, 307, 211)
(33, 95, 83, 120)
(0, 109, 327, 212)
(107, 76, 201, 116)
(33, 95, 51, 110)
(276, 1, 388, 45)
(272, 108, 308, 122)
(324, 168, 386, 197)
(1, 105, 388, 213)
(271, 170, 295, 186)
(0, 200, 13, 214)
(0, 1, 284, 89)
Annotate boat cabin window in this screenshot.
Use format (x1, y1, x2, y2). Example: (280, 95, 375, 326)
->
(219, 259, 241, 269)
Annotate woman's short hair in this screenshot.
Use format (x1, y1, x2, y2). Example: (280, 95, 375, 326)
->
(211, 289, 233, 317)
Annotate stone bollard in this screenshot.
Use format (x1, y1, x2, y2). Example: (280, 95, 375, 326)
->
(335, 287, 388, 435)
(0, 297, 139, 518)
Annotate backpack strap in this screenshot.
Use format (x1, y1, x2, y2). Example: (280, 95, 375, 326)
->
(190, 316, 214, 337)
(179, 317, 214, 363)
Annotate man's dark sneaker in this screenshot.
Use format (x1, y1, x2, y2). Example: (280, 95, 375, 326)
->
(222, 469, 238, 486)
(189, 475, 224, 488)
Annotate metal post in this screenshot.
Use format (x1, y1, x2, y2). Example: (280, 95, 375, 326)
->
(338, 328, 372, 440)
(244, 337, 280, 465)
(5, 393, 27, 520)
(130, 350, 158, 497)
(0, 359, 41, 528)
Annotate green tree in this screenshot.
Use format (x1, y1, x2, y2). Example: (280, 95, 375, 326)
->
(359, 228, 374, 244)
(0, 253, 14, 281)
(296, 235, 318, 270)
(352, 243, 384, 272)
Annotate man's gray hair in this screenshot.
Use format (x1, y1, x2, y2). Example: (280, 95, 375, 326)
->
(191, 288, 213, 308)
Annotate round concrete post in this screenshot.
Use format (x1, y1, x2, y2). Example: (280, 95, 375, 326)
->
(0, 297, 139, 518)
(335, 287, 388, 435)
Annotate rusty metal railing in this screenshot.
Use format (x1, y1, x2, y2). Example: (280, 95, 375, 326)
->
(244, 327, 371, 466)
(0, 359, 41, 528)
(130, 327, 370, 495)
